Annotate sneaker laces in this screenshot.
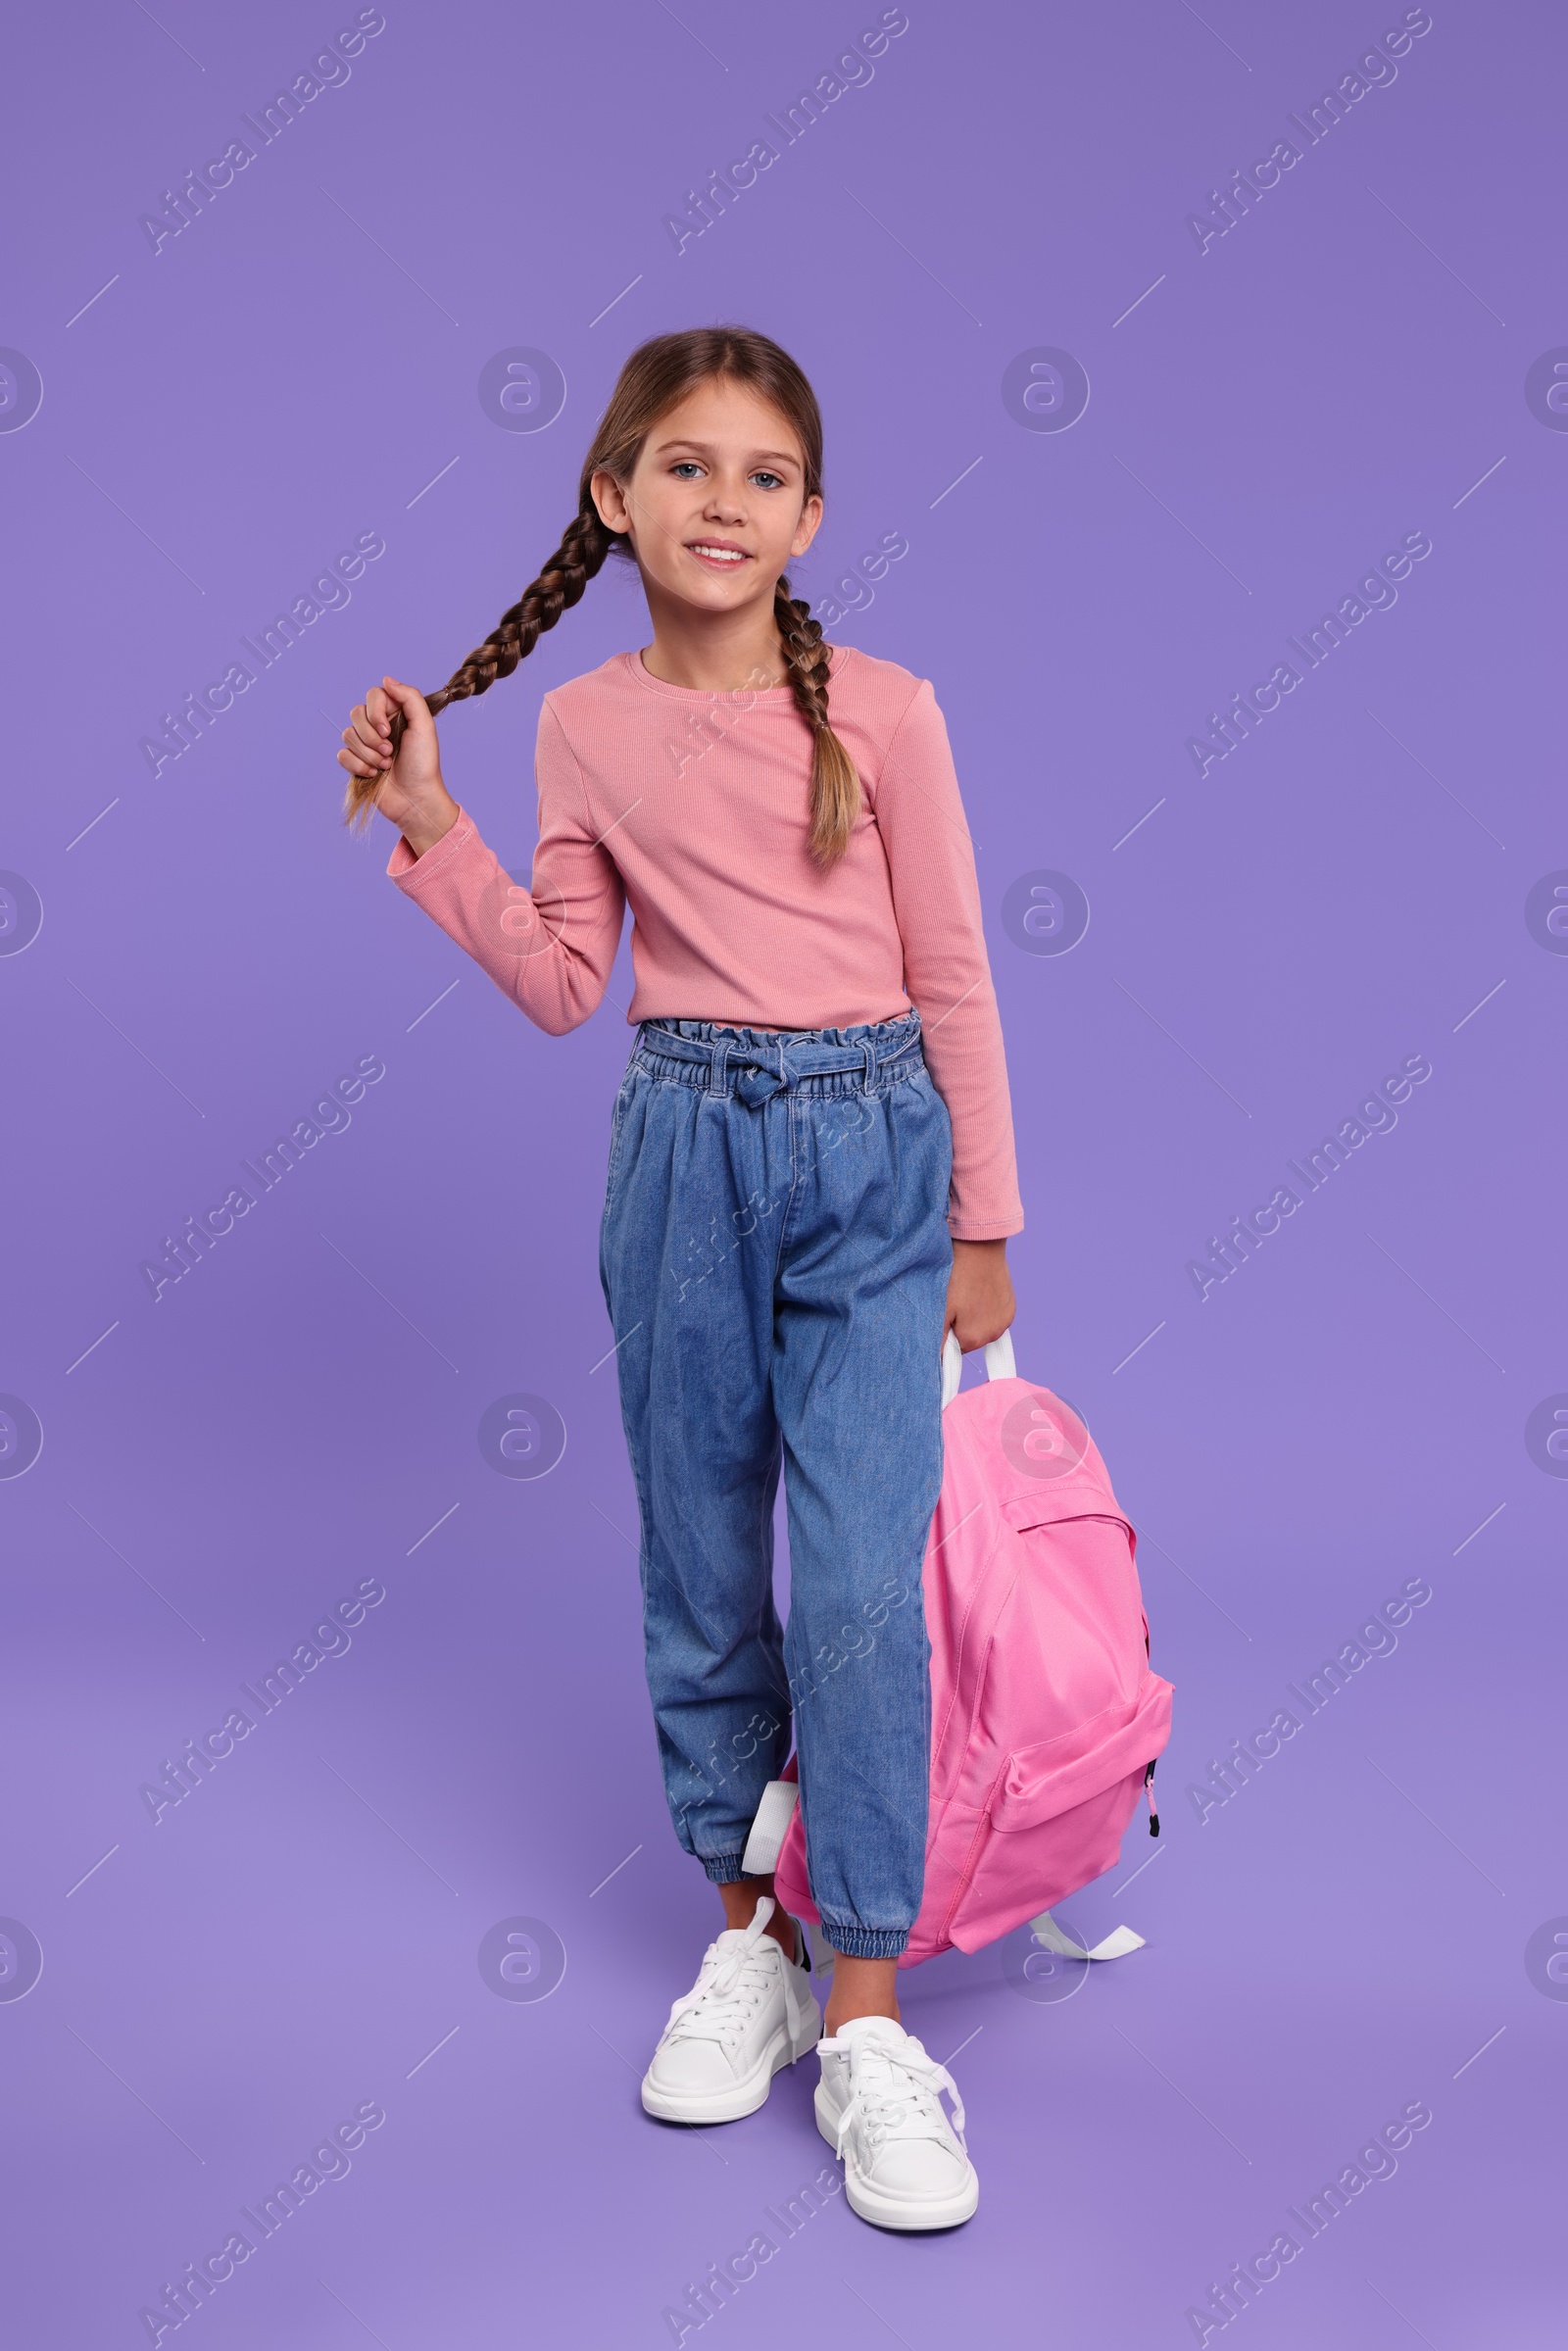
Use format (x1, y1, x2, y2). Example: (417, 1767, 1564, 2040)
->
(817, 2024, 969, 2162)
(658, 1896, 789, 2054)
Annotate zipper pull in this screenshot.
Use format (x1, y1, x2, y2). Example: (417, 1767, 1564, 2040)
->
(1145, 1757, 1160, 1837)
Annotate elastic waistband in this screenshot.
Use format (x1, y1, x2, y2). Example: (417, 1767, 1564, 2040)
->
(635, 1008, 925, 1099)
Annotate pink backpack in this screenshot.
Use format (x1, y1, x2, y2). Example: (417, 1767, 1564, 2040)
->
(748, 1335, 1174, 1969)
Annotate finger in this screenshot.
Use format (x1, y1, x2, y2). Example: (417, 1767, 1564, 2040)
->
(336, 748, 383, 780)
(364, 686, 394, 737)
(379, 674, 432, 726)
(347, 718, 386, 762)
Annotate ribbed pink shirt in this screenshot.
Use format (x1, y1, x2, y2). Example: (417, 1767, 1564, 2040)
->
(387, 643, 1023, 1240)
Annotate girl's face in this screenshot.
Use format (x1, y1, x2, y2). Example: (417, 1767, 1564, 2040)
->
(592, 376, 823, 617)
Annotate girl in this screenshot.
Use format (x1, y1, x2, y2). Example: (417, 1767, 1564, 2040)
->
(338, 326, 1022, 2231)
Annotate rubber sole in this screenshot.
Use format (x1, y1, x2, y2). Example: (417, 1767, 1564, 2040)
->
(641, 1999, 822, 2125)
(814, 2083, 980, 2229)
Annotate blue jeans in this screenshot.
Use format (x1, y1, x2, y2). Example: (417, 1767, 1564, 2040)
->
(598, 1009, 954, 1960)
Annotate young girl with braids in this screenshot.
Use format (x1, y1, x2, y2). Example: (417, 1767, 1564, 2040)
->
(338, 326, 1021, 2231)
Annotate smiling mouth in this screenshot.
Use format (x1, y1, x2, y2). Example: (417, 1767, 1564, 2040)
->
(686, 543, 750, 565)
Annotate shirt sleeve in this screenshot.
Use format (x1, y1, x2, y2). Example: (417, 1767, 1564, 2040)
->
(384, 697, 626, 1036)
(874, 679, 1024, 1241)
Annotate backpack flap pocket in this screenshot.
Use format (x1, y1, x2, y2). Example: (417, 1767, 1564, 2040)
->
(991, 1673, 1173, 1834)
(1000, 1488, 1133, 1542)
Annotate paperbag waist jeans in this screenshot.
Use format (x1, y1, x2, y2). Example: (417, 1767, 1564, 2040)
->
(597, 1009, 954, 1960)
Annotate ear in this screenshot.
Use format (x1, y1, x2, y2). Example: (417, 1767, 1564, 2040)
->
(790, 492, 824, 560)
(590, 466, 632, 537)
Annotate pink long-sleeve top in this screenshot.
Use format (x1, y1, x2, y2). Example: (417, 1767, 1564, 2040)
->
(387, 643, 1024, 1240)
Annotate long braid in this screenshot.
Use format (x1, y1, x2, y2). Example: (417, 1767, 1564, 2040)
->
(342, 328, 860, 854)
(341, 506, 616, 830)
(773, 574, 862, 868)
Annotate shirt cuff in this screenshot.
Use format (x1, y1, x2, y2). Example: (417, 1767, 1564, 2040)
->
(950, 1216, 1023, 1243)
(386, 805, 475, 889)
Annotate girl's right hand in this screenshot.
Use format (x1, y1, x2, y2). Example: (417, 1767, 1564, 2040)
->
(338, 675, 461, 858)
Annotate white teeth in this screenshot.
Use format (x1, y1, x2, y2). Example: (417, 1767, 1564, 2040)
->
(691, 545, 745, 561)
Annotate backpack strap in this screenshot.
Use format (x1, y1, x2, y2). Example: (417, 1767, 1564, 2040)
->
(740, 1776, 799, 1875)
(803, 1922, 837, 1978)
(941, 1328, 1017, 1408)
(740, 1782, 835, 1975)
(1028, 1909, 1146, 1962)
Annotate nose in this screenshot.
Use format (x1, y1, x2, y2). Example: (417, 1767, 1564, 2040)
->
(704, 474, 748, 522)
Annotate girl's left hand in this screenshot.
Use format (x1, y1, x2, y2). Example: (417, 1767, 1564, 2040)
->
(945, 1238, 1015, 1353)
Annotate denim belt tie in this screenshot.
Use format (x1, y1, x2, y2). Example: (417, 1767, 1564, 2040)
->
(732, 1060, 786, 1106)
(654, 1025, 886, 1103)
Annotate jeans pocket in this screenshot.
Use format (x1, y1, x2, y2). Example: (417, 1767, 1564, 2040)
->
(604, 1072, 637, 1209)
(908, 1065, 955, 1209)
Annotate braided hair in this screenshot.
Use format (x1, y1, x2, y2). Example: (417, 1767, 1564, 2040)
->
(343, 325, 863, 868)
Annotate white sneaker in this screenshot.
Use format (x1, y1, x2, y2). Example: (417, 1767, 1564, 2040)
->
(641, 1896, 822, 2124)
(815, 2016, 979, 2229)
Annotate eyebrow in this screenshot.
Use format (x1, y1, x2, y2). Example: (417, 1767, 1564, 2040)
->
(652, 437, 801, 466)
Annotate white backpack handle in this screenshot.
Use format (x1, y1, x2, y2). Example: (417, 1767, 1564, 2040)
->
(941, 1326, 1016, 1409)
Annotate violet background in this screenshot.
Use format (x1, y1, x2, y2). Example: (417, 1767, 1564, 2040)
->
(1, 1, 1561, 2343)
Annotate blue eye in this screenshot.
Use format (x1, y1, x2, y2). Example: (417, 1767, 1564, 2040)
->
(668, 462, 786, 488)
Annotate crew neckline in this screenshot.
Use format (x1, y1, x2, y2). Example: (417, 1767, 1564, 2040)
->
(623, 643, 852, 701)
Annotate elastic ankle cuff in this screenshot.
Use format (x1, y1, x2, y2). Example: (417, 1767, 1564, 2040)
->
(702, 1853, 749, 1886)
(819, 1922, 909, 1959)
